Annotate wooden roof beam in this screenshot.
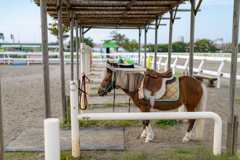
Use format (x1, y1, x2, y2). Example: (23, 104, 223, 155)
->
(83, 28, 91, 34)
(55, 17, 180, 21)
(119, 0, 137, 24)
(47, 8, 194, 12)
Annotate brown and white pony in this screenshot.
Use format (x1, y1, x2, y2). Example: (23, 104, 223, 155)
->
(98, 67, 207, 143)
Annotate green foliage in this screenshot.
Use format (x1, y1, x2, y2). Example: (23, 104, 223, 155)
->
(194, 39, 216, 53)
(174, 149, 189, 154)
(48, 22, 70, 41)
(109, 30, 126, 46)
(67, 37, 94, 50)
(155, 119, 178, 129)
(105, 103, 113, 106)
(84, 37, 94, 48)
(172, 41, 187, 52)
(123, 39, 139, 52)
(122, 152, 148, 160)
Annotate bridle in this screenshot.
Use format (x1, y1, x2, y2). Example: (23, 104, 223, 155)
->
(99, 72, 116, 93)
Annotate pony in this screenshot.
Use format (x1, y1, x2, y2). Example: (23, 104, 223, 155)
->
(98, 66, 207, 143)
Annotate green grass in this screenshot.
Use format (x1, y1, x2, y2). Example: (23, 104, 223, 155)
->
(157, 69, 183, 77)
(154, 119, 178, 129)
(5, 146, 240, 160)
(105, 103, 113, 106)
(174, 149, 190, 154)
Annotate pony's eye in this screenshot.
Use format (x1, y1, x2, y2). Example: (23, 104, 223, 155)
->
(105, 79, 108, 82)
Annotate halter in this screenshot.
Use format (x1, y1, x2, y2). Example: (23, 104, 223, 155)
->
(99, 71, 116, 93)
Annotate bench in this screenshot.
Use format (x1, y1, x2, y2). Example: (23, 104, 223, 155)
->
(193, 74, 217, 87)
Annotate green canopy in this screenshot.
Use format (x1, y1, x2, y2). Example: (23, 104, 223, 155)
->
(103, 43, 119, 47)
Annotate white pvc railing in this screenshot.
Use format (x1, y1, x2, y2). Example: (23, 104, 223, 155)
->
(69, 80, 222, 157)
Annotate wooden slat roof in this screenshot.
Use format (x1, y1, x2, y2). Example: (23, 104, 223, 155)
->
(34, 0, 187, 28)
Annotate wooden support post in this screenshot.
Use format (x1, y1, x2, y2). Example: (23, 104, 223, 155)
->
(40, 0, 51, 118)
(82, 27, 84, 42)
(154, 17, 158, 71)
(227, 0, 240, 155)
(144, 26, 147, 68)
(75, 21, 79, 84)
(189, 0, 195, 77)
(0, 69, 4, 160)
(57, 0, 66, 123)
(70, 10, 74, 81)
(79, 26, 81, 88)
(168, 10, 173, 70)
(79, 26, 82, 43)
(233, 115, 239, 155)
(138, 28, 141, 66)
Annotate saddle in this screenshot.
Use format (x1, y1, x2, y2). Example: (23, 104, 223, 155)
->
(143, 69, 173, 96)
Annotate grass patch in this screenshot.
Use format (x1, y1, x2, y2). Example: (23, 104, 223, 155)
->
(235, 97, 240, 101)
(105, 102, 113, 106)
(174, 149, 190, 154)
(6, 145, 240, 160)
(221, 84, 229, 88)
(154, 119, 178, 129)
(174, 72, 183, 77)
(122, 152, 148, 160)
(203, 80, 208, 84)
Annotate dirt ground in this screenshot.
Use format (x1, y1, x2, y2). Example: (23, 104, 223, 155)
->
(1, 61, 240, 157)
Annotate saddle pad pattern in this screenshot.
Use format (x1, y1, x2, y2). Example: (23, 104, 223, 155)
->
(160, 78, 178, 100)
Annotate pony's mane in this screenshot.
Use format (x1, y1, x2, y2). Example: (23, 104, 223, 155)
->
(101, 68, 144, 92)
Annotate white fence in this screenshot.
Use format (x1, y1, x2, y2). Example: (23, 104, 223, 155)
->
(69, 80, 222, 157)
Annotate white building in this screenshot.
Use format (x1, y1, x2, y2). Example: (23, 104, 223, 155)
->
(177, 36, 184, 42)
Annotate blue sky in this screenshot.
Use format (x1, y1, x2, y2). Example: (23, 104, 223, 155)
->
(0, 0, 235, 45)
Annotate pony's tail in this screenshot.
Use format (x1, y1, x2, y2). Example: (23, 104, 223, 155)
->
(195, 82, 207, 139)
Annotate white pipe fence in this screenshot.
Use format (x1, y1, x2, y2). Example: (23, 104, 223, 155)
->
(69, 80, 222, 157)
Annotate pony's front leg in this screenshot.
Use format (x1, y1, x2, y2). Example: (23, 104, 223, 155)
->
(141, 120, 147, 138)
(142, 120, 154, 142)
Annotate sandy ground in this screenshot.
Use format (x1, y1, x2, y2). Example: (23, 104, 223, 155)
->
(1, 61, 240, 155)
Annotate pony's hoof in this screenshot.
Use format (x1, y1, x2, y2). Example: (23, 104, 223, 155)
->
(145, 140, 150, 143)
(141, 136, 146, 139)
(182, 140, 188, 143)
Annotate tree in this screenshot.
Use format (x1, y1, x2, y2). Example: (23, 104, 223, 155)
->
(102, 30, 126, 46)
(67, 37, 94, 50)
(194, 39, 216, 53)
(110, 31, 126, 46)
(84, 37, 94, 48)
(172, 42, 187, 52)
(123, 39, 139, 52)
(48, 22, 70, 41)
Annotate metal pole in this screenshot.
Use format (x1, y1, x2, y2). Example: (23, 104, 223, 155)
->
(75, 21, 79, 83)
(144, 26, 147, 68)
(138, 28, 141, 66)
(79, 26, 81, 87)
(57, 0, 66, 122)
(0, 68, 4, 160)
(154, 17, 158, 71)
(70, 10, 74, 81)
(168, 10, 173, 70)
(189, 0, 195, 77)
(70, 81, 80, 158)
(40, 0, 51, 118)
(227, 0, 240, 154)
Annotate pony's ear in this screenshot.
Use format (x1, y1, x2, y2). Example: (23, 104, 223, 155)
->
(107, 68, 112, 74)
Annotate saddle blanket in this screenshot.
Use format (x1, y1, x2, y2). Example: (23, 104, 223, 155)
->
(139, 77, 179, 101)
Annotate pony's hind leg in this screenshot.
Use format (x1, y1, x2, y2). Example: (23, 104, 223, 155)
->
(142, 120, 154, 143)
(182, 119, 196, 143)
